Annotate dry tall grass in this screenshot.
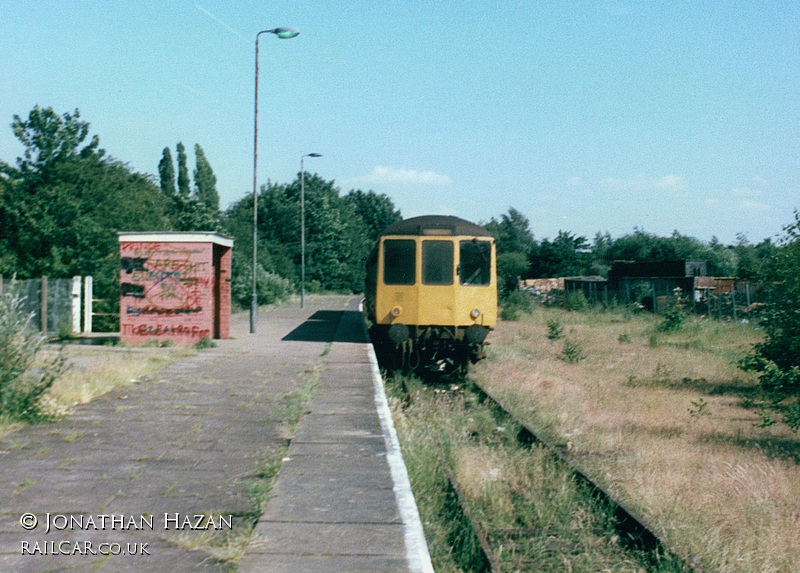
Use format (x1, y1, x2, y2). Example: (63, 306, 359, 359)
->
(474, 306, 800, 572)
(44, 346, 189, 413)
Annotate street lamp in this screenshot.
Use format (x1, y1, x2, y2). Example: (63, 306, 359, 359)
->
(251, 27, 299, 334)
(300, 153, 322, 309)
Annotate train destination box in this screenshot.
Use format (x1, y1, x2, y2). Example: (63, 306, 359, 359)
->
(118, 232, 233, 346)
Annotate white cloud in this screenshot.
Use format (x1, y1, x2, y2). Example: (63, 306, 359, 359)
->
(600, 174, 684, 192)
(739, 199, 770, 213)
(347, 166, 452, 186)
(567, 176, 584, 186)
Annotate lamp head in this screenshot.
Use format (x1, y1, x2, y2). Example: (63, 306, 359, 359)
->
(270, 27, 299, 39)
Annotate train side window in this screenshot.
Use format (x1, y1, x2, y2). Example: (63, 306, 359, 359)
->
(422, 240, 453, 285)
(459, 240, 491, 286)
(383, 240, 416, 285)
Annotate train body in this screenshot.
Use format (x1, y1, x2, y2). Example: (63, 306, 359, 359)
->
(365, 215, 497, 376)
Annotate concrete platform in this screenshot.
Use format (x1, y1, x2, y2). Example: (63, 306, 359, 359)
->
(0, 296, 432, 573)
(239, 299, 432, 573)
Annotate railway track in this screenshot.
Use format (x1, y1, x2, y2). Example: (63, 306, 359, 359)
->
(396, 374, 705, 573)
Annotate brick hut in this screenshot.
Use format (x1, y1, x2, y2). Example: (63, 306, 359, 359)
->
(118, 232, 233, 346)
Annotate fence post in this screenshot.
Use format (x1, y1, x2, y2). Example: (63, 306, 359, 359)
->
(83, 276, 93, 334)
(731, 291, 737, 321)
(40, 276, 48, 333)
(652, 283, 658, 313)
(71, 276, 82, 334)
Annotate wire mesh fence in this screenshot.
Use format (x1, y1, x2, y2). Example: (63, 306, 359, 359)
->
(0, 276, 79, 335)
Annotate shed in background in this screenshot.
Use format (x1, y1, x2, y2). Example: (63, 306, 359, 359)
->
(118, 232, 232, 346)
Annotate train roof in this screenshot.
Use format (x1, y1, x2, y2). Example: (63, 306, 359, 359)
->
(380, 215, 492, 237)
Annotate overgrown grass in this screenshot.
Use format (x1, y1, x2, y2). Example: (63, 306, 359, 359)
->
(0, 291, 70, 423)
(388, 374, 685, 572)
(473, 305, 800, 572)
(49, 348, 186, 411)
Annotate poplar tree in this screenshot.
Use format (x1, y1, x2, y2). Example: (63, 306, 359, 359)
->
(193, 144, 219, 211)
(158, 147, 176, 196)
(176, 142, 190, 196)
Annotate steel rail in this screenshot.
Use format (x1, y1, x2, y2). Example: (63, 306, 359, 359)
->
(468, 380, 706, 573)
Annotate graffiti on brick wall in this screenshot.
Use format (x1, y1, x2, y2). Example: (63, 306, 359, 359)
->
(119, 242, 214, 342)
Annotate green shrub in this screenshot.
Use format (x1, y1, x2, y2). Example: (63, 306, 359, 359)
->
(559, 339, 586, 363)
(657, 288, 687, 332)
(657, 304, 686, 332)
(231, 263, 295, 307)
(739, 212, 800, 431)
(195, 336, 217, 349)
(564, 290, 589, 311)
(546, 319, 564, 340)
(0, 290, 69, 422)
(500, 289, 533, 321)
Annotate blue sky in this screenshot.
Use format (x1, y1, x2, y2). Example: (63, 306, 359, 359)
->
(2, 1, 798, 245)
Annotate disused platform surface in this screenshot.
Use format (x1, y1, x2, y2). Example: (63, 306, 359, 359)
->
(0, 296, 431, 572)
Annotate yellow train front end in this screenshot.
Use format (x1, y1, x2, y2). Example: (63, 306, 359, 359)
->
(365, 215, 497, 376)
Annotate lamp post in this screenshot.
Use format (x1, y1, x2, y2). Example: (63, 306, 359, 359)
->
(251, 27, 299, 334)
(300, 153, 322, 309)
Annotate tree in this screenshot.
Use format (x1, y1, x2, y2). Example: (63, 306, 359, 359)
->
(484, 207, 534, 294)
(169, 192, 220, 232)
(497, 252, 530, 296)
(599, 228, 742, 276)
(0, 106, 172, 330)
(733, 234, 775, 280)
(222, 174, 385, 296)
(343, 189, 402, 244)
(285, 174, 372, 292)
(194, 144, 219, 211)
(529, 231, 590, 278)
(156, 143, 220, 232)
(484, 207, 535, 255)
(740, 211, 800, 430)
(4, 106, 99, 175)
(176, 142, 190, 196)
(158, 147, 176, 196)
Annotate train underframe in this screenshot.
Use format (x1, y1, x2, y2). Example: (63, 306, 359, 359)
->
(370, 323, 491, 379)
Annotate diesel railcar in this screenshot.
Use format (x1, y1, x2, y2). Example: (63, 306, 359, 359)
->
(365, 215, 497, 376)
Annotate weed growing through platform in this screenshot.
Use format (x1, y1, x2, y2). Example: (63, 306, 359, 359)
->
(168, 527, 254, 564)
(277, 363, 321, 441)
(247, 449, 286, 518)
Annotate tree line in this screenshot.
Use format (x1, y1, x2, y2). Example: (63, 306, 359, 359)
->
(1, 106, 797, 430)
(0, 106, 401, 330)
(483, 207, 777, 296)
(0, 105, 784, 313)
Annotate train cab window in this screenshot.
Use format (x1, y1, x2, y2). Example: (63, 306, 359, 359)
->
(459, 240, 491, 286)
(383, 240, 416, 285)
(422, 240, 453, 285)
